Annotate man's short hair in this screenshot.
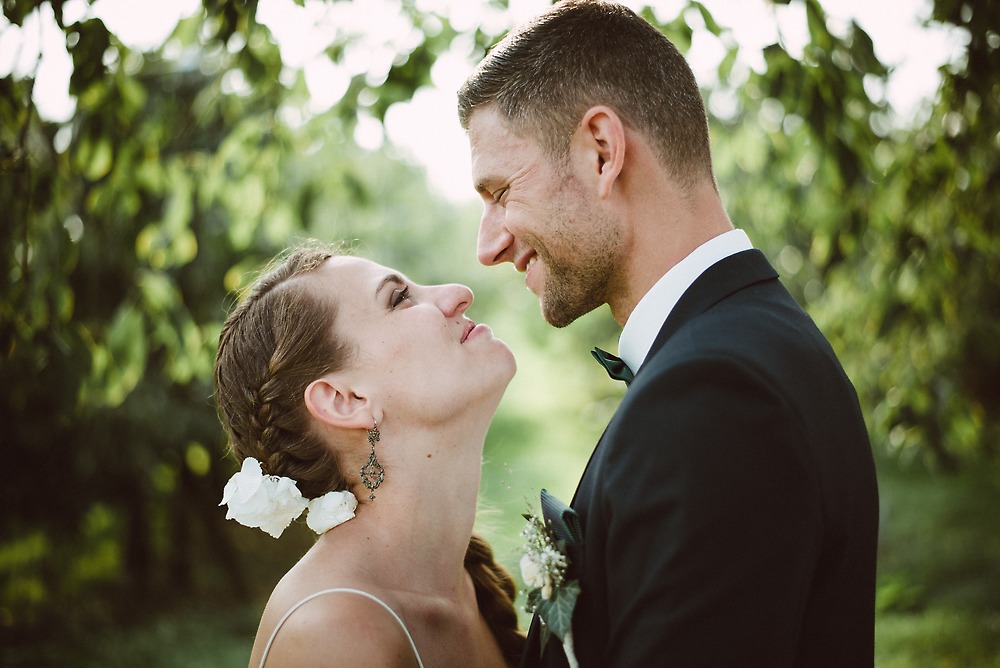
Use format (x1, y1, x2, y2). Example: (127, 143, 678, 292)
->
(458, 0, 715, 191)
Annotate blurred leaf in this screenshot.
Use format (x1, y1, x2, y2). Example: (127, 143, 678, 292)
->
(691, 1, 722, 36)
(68, 19, 112, 96)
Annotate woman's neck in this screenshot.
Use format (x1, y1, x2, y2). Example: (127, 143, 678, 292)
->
(334, 419, 488, 599)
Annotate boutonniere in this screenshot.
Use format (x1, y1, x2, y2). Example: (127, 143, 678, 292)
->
(520, 489, 582, 667)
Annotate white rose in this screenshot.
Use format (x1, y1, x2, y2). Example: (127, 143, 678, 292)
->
(220, 457, 265, 506)
(542, 583, 554, 601)
(306, 490, 359, 534)
(220, 458, 308, 538)
(520, 554, 545, 589)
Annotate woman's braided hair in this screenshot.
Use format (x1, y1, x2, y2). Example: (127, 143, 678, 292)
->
(215, 247, 351, 499)
(214, 247, 523, 663)
(466, 533, 525, 665)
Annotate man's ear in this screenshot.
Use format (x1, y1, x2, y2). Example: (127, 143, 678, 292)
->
(580, 106, 626, 199)
(303, 377, 372, 429)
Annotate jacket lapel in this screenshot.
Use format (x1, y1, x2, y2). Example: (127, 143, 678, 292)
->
(572, 249, 777, 509)
(645, 249, 777, 359)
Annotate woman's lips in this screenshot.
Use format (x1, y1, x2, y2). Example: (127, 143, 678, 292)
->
(461, 321, 476, 343)
(464, 323, 491, 342)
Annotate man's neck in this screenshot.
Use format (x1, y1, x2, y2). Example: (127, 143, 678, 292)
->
(610, 185, 734, 326)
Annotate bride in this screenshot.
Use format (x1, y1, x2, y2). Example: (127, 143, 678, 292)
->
(214, 246, 523, 667)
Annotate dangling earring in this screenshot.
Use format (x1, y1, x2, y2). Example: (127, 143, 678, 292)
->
(360, 419, 385, 501)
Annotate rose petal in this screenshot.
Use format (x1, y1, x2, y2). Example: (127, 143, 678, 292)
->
(306, 491, 359, 534)
(520, 554, 543, 588)
(220, 459, 308, 538)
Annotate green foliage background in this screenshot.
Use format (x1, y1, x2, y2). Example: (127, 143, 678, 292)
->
(2, 0, 998, 665)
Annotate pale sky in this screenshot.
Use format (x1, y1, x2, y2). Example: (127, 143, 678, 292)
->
(0, 0, 966, 202)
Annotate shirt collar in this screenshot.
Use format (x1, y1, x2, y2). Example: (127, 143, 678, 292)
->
(618, 229, 753, 372)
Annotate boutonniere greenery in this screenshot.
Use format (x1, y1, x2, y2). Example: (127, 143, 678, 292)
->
(520, 490, 581, 665)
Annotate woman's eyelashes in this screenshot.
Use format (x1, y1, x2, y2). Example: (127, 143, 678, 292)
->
(390, 285, 411, 309)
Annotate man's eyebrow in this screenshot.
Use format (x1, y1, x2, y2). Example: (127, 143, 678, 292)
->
(374, 273, 406, 298)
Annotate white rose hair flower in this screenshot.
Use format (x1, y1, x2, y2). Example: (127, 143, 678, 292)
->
(306, 490, 358, 534)
(220, 457, 357, 538)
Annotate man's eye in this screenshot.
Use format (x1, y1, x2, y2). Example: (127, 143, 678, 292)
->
(493, 188, 508, 204)
(391, 286, 410, 308)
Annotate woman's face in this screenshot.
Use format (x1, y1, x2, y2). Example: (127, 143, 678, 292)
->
(311, 256, 516, 423)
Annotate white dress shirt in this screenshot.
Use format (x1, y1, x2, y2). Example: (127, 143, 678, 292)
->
(617, 229, 753, 372)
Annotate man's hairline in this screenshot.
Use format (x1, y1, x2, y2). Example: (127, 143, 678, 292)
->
(466, 101, 581, 164)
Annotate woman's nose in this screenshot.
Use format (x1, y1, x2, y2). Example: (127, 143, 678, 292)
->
(435, 283, 474, 317)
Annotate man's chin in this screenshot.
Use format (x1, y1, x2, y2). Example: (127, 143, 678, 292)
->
(540, 297, 584, 329)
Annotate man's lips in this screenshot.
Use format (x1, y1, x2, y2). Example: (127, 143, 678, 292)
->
(515, 249, 538, 273)
(521, 251, 541, 294)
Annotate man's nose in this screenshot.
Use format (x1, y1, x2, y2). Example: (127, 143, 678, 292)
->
(477, 204, 514, 267)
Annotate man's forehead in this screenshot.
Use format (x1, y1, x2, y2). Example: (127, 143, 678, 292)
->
(467, 106, 508, 146)
(468, 110, 536, 173)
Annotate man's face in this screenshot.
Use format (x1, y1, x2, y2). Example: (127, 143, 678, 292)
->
(467, 106, 623, 328)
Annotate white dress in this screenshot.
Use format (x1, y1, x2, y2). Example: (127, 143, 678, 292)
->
(258, 587, 425, 667)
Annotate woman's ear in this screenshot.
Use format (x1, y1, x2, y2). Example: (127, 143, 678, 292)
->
(304, 377, 372, 429)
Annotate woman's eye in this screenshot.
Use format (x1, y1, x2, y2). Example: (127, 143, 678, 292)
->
(390, 286, 411, 309)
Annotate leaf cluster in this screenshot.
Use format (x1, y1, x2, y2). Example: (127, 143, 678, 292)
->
(0, 0, 502, 635)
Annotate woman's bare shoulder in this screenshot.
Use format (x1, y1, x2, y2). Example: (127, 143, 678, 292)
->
(251, 586, 419, 668)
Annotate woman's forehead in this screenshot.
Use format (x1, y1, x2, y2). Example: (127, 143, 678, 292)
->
(322, 255, 381, 281)
(326, 255, 400, 272)
(319, 256, 410, 295)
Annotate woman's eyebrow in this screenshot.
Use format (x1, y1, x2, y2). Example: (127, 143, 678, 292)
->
(374, 273, 406, 298)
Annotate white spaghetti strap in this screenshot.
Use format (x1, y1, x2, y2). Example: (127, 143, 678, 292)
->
(258, 587, 424, 668)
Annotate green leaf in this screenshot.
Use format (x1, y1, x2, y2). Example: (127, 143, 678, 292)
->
(74, 133, 114, 181)
(68, 19, 112, 96)
(718, 45, 739, 83)
(804, 0, 832, 52)
(536, 580, 580, 641)
(691, 1, 722, 36)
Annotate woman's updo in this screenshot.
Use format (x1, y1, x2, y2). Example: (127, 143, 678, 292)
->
(214, 247, 354, 499)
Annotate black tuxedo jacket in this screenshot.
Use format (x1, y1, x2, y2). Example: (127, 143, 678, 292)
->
(523, 250, 878, 667)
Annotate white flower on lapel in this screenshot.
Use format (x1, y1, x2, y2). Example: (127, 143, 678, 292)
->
(520, 509, 580, 666)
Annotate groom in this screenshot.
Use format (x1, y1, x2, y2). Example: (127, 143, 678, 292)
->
(458, 1, 878, 666)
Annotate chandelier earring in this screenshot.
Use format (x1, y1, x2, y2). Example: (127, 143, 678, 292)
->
(360, 419, 385, 501)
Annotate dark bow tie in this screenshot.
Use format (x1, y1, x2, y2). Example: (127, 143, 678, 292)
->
(591, 347, 634, 385)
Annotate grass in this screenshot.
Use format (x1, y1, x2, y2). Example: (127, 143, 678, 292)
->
(876, 609, 1000, 668)
(5, 455, 998, 667)
(873, 455, 1000, 666)
(2, 603, 257, 667)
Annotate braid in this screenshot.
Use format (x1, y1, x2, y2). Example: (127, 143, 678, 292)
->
(465, 534, 525, 666)
(250, 379, 279, 462)
(215, 246, 353, 499)
(252, 370, 299, 469)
